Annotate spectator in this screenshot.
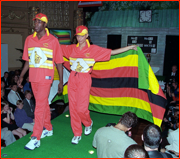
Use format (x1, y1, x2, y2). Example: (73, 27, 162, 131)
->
(23, 76, 32, 93)
(142, 124, 172, 158)
(1, 72, 10, 88)
(93, 111, 138, 158)
(166, 65, 179, 83)
(7, 83, 22, 106)
(1, 101, 26, 138)
(11, 75, 19, 85)
(124, 144, 149, 158)
(161, 121, 179, 158)
(14, 100, 34, 132)
(1, 88, 8, 102)
(1, 127, 16, 147)
(23, 90, 35, 119)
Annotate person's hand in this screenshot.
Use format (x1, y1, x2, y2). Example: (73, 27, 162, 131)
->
(160, 148, 166, 153)
(33, 119, 35, 122)
(17, 76, 23, 88)
(9, 107, 13, 112)
(7, 109, 11, 114)
(170, 123, 173, 127)
(58, 82, 63, 94)
(163, 118, 168, 122)
(131, 45, 138, 51)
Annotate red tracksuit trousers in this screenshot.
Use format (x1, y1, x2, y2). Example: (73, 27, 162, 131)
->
(68, 71, 92, 136)
(31, 82, 52, 140)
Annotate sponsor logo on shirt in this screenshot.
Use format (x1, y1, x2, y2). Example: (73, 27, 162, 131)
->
(45, 76, 51, 80)
(43, 43, 48, 47)
(85, 53, 90, 57)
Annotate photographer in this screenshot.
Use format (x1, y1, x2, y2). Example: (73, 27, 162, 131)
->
(162, 107, 179, 138)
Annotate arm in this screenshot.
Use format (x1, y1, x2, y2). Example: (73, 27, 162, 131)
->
(17, 61, 29, 88)
(111, 45, 137, 55)
(3, 112, 11, 124)
(56, 63, 63, 94)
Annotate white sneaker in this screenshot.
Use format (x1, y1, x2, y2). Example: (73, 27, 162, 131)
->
(24, 137, 40, 150)
(41, 129, 53, 138)
(71, 136, 81, 144)
(84, 120, 93, 135)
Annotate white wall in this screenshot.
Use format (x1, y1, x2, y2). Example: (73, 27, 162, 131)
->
(1, 34, 23, 70)
(1, 44, 8, 77)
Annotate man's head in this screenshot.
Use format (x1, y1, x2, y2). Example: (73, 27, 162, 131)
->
(26, 76, 29, 83)
(16, 100, 24, 109)
(1, 81, 5, 88)
(124, 144, 149, 158)
(142, 124, 161, 149)
(118, 111, 138, 129)
(172, 65, 177, 73)
(25, 90, 32, 100)
(11, 83, 17, 92)
(4, 72, 9, 78)
(33, 13, 48, 33)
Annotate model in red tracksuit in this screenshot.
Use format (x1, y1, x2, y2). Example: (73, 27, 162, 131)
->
(61, 25, 137, 144)
(62, 41, 111, 138)
(18, 13, 64, 150)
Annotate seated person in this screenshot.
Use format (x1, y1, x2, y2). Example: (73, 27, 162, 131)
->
(124, 144, 149, 158)
(142, 124, 172, 158)
(93, 111, 138, 158)
(1, 72, 11, 88)
(23, 90, 35, 119)
(1, 88, 8, 102)
(1, 127, 16, 147)
(14, 100, 34, 132)
(23, 76, 32, 93)
(7, 83, 22, 106)
(1, 101, 26, 138)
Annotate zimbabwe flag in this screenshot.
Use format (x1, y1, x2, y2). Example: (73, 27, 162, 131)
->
(52, 47, 167, 127)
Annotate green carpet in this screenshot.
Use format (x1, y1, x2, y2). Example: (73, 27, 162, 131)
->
(1, 111, 121, 158)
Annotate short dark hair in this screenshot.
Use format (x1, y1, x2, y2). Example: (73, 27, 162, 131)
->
(119, 111, 138, 128)
(24, 90, 32, 96)
(143, 124, 161, 149)
(16, 100, 23, 105)
(4, 72, 9, 75)
(124, 144, 149, 158)
(1, 101, 9, 110)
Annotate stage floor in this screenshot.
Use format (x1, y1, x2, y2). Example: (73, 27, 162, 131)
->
(1, 110, 150, 158)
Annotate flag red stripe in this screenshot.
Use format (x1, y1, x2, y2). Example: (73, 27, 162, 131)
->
(150, 102, 166, 119)
(91, 67, 138, 78)
(90, 87, 150, 103)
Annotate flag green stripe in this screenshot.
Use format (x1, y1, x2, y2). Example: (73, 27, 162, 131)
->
(137, 47, 150, 89)
(110, 49, 138, 60)
(89, 103, 154, 124)
(52, 94, 69, 104)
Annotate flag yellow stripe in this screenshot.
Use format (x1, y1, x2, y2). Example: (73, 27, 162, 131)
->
(63, 57, 69, 61)
(153, 117, 162, 127)
(63, 85, 68, 95)
(93, 54, 138, 70)
(148, 65, 159, 94)
(89, 95, 151, 113)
